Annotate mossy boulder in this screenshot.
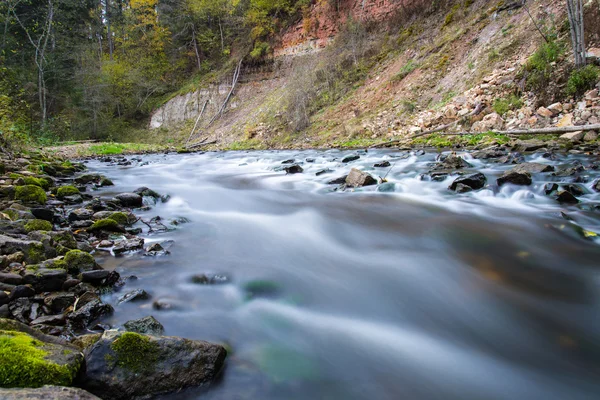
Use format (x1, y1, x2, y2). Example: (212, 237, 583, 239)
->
(107, 212, 133, 226)
(81, 331, 226, 399)
(0, 234, 47, 264)
(15, 185, 47, 204)
(64, 250, 96, 274)
(87, 219, 125, 233)
(0, 330, 83, 388)
(49, 231, 78, 250)
(56, 186, 80, 199)
(24, 219, 53, 233)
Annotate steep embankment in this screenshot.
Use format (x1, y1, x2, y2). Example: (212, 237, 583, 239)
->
(143, 0, 598, 150)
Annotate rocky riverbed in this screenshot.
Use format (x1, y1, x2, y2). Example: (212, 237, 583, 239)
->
(0, 153, 225, 399)
(1, 139, 600, 399)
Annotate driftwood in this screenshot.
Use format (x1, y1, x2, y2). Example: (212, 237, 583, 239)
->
(207, 59, 243, 127)
(187, 139, 217, 149)
(434, 123, 600, 136)
(185, 99, 209, 147)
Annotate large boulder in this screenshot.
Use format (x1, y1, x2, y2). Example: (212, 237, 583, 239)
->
(345, 169, 377, 188)
(80, 331, 226, 399)
(0, 386, 100, 399)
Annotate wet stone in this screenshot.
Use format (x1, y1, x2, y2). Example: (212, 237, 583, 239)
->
(123, 315, 165, 336)
(117, 289, 151, 305)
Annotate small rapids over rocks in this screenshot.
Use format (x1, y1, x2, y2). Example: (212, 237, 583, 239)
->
(86, 148, 600, 400)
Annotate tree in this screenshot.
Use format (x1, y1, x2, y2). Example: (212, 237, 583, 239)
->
(566, 0, 586, 67)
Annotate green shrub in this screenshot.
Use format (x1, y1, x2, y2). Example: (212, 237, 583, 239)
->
(15, 185, 47, 204)
(392, 60, 419, 82)
(566, 65, 600, 96)
(56, 185, 80, 199)
(525, 41, 561, 90)
(492, 94, 524, 115)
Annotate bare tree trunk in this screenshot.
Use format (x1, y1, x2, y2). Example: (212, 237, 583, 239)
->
(191, 26, 201, 72)
(566, 0, 586, 67)
(12, 0, 54, 127)
(106, 0, 113, 60)
(219, 18, 224, 52)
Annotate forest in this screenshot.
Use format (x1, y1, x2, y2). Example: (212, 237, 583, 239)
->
(0, 0, 311, 147)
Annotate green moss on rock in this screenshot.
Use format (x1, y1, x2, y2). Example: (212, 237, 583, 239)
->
(56, 186, 80, 199)
(24, 219, 53, 233)
(27, 243, 46, 264)
(88, 219, 123, 233)
(64, 249, 95, 274)
(22, 177, 50, 190)
(108, 332, 159, 373)
(0, 330, 79, 387)
(108, 212, 131, 226)
(15, 185, 47, 204)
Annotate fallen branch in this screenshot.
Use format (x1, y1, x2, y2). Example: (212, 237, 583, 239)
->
(371, 123, 600, 147)
(435, 123, 600, 136)
(207, 58, 243, 127)
(185, 99, 209, 147)
(187, 139, 217, 149)
(370, 103, 484, 148)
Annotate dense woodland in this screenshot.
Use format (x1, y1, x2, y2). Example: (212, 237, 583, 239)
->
(0, 0, 312, 146)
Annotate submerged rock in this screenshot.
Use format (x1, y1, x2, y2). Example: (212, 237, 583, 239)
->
(283, 164, 303, 174)
(373, 161, 391, 168)
(80, 331, 226, 399)
(341, 154, 360, 163)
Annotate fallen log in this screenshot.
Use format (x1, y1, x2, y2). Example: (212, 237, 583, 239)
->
(370, 123, 600, 147)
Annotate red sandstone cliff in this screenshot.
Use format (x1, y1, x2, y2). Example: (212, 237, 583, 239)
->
(274, 0, 423, 57)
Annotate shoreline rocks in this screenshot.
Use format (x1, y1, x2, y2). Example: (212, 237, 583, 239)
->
(0, 152, 227, 400)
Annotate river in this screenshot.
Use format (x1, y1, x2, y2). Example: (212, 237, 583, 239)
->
(84, 149, 600, 400)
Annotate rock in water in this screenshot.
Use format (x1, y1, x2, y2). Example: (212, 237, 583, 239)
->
(123, 316, 164, 336)
(341, 154, 360, 163)
(114, 193, 143, 208)
(449, 173, 487, 191)
(283, 164, 303, 174)
(511, 162, 554, 174)
(345, 169, 377, 187)
(0, 386, 100, 399)
(497, 171, 532, 186)
(81, 331, 226, 399)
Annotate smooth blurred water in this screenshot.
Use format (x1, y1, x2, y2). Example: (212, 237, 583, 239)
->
(85, 149, 600, 400)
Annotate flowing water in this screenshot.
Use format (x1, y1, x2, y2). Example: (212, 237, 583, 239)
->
(85, 149, 600, 400)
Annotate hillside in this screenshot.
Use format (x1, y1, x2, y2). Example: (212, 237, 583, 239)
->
(132, 0, 600, 151)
